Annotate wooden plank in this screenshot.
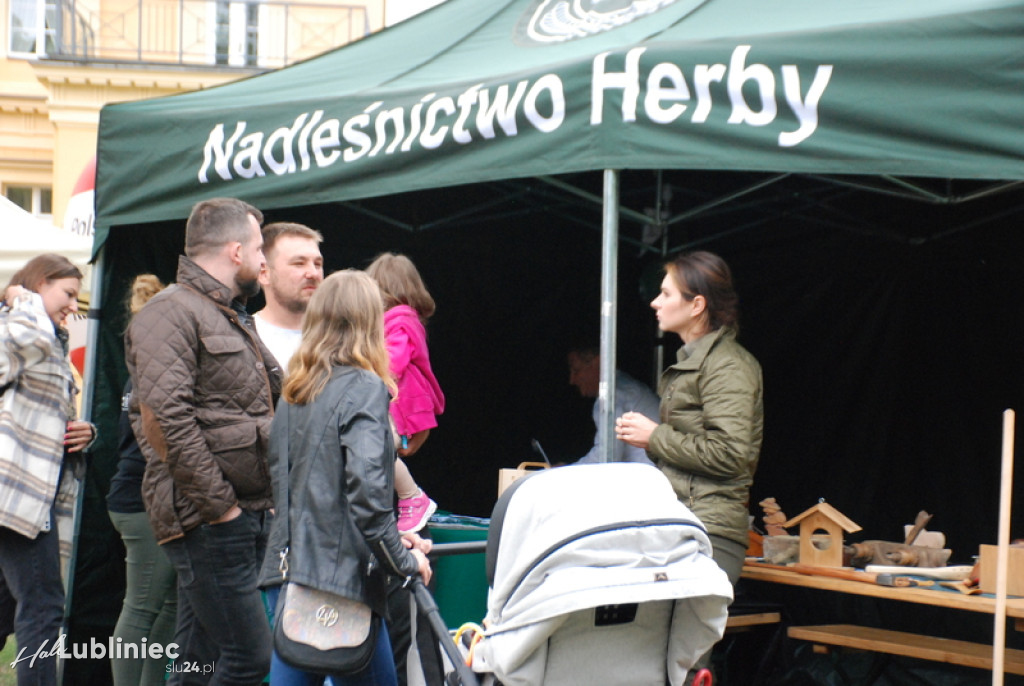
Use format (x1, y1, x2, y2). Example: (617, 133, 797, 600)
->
(725, 611, 781, 631)
(788, 624, 1024, 675)
(742, 564, 1024, 619)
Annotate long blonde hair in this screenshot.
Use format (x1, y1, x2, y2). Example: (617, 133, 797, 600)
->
(283, 270, 395, 404)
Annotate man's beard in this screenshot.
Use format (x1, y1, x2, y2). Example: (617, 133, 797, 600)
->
(270, 279, 316, 315)
(236, 273, 261, 298)
(281, 296, 308, 315)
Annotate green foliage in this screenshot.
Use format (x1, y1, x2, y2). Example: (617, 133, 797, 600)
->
(0, 640, 15, 686)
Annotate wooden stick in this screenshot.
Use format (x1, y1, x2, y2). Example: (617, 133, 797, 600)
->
(904, 510, 933, 546)
(993, 409, 1015, 686)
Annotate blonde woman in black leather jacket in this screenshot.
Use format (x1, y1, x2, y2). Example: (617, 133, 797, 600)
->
(258, 270, 430, 686)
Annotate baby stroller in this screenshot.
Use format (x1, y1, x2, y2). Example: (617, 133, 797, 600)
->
(469, 462, 733, 686)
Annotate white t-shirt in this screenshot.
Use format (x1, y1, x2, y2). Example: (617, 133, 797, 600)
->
(253, 312, 302, 374)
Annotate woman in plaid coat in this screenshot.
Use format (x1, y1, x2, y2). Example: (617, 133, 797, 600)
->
(0, 253, 95, 686)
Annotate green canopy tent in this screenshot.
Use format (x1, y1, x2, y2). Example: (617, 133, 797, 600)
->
(96, 0, 1024, 231)
(78, 0, 1024, 681)
(90, 0, 1024, 469)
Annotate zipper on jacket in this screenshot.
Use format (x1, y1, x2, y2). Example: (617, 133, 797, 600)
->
(278, 546, 289, 580)
(374, 539, 410, 579)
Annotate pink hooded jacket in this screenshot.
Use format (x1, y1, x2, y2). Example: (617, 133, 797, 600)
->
(384, 305, 445, 436)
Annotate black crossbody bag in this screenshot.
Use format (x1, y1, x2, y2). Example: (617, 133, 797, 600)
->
(273, 404, 380, 676)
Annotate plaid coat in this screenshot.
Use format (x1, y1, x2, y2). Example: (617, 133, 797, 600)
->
(0, 291, 81, 540)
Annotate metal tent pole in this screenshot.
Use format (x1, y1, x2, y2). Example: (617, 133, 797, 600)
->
(598, 169, 619, 463)
(654, 171, 667, 384)
(61, 246, 103, 685)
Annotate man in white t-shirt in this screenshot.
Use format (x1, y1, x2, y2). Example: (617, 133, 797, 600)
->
(568, 345, 660, 465)
(253, 222, 324, 374)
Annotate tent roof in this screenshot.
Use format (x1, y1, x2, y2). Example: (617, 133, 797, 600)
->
(95, 0, 1024, 249)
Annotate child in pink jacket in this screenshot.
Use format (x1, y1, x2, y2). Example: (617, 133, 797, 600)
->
(367, 253, 446, 533)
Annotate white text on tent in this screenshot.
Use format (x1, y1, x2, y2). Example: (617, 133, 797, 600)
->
(196, 77, 566, 184)
(592, 45, 833, 147)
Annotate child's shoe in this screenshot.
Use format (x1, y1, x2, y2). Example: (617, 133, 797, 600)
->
(397, 490, 437, 533)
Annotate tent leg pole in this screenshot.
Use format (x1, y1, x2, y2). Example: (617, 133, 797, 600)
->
(654, 170, 667, 386)
(598, 169, 620, 464)
(61, 246, 104, 685)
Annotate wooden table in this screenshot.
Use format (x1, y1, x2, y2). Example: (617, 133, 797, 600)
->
(742, 564, 1024, 619)
(741, 563, 1024, 676)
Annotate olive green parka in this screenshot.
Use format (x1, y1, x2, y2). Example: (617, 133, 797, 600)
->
(648, 326, 763, 547)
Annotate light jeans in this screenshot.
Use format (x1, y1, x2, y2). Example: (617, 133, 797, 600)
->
(109, 510, 178, 686)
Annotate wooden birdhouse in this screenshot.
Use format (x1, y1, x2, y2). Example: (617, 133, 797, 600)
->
(783, 502, 861, 567)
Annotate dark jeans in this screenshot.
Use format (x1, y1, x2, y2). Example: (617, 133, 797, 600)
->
(0, 517, 65, 686)
(161, 510, 272, 686)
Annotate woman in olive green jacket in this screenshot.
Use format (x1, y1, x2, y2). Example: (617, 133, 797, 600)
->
(616, 251, 763, 588)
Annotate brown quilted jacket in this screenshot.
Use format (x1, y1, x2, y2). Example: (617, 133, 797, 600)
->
(125, 256, 282, 544)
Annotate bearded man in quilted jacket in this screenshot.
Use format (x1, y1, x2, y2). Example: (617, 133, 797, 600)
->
(125, 197, 282, 685)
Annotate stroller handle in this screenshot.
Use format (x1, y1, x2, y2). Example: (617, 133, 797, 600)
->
(411, 577, 481, 686)
(428, 541, 487, 558)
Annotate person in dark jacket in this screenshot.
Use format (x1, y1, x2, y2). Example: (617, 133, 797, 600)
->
(107, 274, 176, 686)
(258, 269, 431, 686)
(125, 198, 282, 685)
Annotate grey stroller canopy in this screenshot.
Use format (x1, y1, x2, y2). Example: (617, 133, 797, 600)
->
(476, 462, 733, 686)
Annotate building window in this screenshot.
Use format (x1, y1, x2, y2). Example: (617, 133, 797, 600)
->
(5, 186, 53, 219)
(210, 0, 259, 66)
(8, 0, 56, 56)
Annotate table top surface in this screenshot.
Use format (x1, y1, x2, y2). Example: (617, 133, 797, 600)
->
(741, 563, 1024, 618)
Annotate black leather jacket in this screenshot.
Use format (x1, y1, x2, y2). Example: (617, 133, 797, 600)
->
(258, 366, 417, 616)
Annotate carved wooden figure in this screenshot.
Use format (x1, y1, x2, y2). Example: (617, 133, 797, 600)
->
(759, 497, 789, 536)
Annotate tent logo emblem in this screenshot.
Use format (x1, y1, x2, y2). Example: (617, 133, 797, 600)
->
(517, 0, 703, 45)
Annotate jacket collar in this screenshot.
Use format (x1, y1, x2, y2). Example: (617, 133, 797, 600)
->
(671, 326, 735, 371)
(175, 255, 236, 309)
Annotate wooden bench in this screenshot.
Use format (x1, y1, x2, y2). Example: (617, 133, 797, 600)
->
(788, 624, 1024, 675)
(725, 611, 782, 633)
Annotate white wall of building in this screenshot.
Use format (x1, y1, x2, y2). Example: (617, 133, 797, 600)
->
(385, 0, 446, 26)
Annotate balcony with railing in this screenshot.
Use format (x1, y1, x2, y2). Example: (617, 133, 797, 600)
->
(19, 0, 374, 68)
